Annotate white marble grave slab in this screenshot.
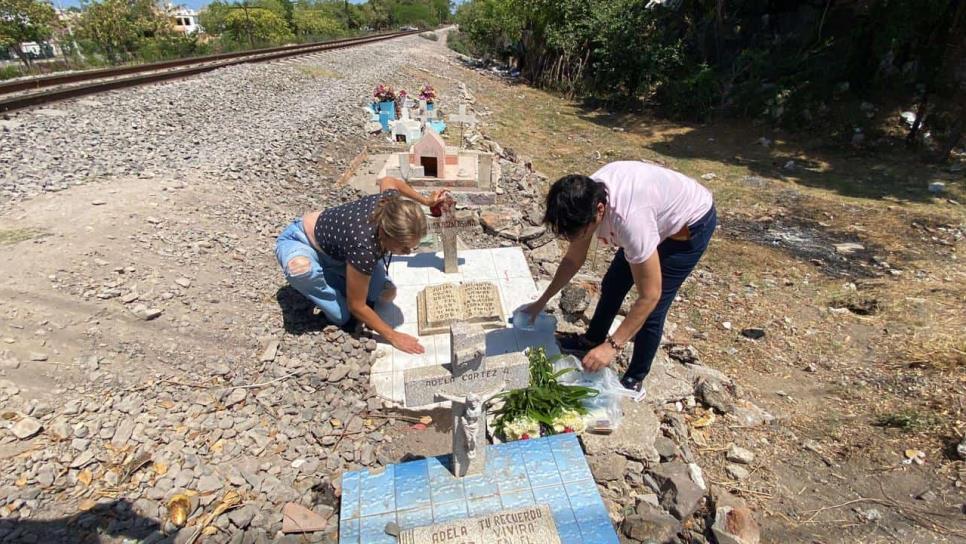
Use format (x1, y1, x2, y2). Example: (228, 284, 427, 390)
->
(370, 247, 558, 405)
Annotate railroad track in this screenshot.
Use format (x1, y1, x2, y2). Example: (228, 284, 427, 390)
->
(0, 30, 417, 114)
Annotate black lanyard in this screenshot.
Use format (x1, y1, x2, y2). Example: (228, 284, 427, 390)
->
(384, 253, 393, 275)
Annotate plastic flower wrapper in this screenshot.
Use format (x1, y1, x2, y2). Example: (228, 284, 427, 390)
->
(551, 409, 586, 434)
(503, 415, 540, 441)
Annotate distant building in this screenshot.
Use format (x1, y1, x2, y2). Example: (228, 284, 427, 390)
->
(169, 6, 201, 34)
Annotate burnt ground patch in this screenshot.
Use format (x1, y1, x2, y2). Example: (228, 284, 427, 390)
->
(720, 212, 887, 278)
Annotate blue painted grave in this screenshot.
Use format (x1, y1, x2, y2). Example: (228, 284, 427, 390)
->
(339, 433, 618, 544)
(375, 101, 397, 132)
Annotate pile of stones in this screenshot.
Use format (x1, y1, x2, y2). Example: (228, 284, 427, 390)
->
(0, 325, 391, 542)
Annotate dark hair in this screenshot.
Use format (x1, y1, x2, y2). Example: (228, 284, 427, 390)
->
(543, 174, 608, 239)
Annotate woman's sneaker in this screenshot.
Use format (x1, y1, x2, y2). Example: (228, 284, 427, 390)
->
(620, 375, 647, 402)
(557, 333, 596, 357)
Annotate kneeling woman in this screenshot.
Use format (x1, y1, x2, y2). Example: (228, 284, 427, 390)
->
(275, 177, 446, 354)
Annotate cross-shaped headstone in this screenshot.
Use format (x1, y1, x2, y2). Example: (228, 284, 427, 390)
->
(398, 155, 412, 180)
(415, 99, 437, 128)
(448, 103, 477, 149)
(449, 103, 476, 126)
(403, 322, 531, 477)
(426, 198, 477, 274)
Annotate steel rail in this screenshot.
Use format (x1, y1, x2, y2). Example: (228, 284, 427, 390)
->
(0, 31, 416, 113)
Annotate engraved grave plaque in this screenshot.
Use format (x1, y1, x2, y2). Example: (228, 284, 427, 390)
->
(398, 504, 561, 544)
(404, 352, 529, 408)
(417, 282, 505, 336)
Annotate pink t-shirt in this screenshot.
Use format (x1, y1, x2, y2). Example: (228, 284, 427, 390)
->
(593, 161, 713, 263)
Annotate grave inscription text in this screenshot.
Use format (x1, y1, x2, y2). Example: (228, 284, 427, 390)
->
(398, 504, 561, 544)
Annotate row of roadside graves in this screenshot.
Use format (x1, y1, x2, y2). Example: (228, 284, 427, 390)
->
(319, 84, 770, 544)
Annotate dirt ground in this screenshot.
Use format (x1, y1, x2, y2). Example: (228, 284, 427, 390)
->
(0, 34, 963, 543)
(394, 62, 966, 542)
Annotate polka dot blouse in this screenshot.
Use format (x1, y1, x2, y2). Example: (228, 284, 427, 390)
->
(314, 190, 398, 276)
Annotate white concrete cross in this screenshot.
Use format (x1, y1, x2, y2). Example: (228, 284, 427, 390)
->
(448, 103, 477, 149)
(416, 99, 437, 127)
(448, 103, 476, 126)
(426, 204, 477, 274)
(399, 157, 412, 179)
(402, 322, 530, 477)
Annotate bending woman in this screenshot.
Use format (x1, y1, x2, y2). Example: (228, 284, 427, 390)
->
(275, 177, 447, 354)
(522, 161, 716, 394)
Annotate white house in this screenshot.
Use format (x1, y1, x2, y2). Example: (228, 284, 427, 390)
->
(170, 6, 201, 34)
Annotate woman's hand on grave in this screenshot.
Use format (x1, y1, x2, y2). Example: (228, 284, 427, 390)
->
(520, 302, 544, 326)
(582, 343, 616, 372)
(390, 331, 425, 354)
(427, 189, 451, 208)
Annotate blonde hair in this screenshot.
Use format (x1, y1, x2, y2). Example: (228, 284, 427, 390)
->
(371, 193, 426, 249)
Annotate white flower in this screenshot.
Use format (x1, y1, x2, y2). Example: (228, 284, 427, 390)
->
(504, 416, 540, 440)
(551, 409, 586, 434)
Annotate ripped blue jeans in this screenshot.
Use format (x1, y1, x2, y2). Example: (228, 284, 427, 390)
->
(275, 219, 387, 326)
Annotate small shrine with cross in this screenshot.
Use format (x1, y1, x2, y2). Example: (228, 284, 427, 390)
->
(380, 127, 497, 201)
(389, 107, 423, 144)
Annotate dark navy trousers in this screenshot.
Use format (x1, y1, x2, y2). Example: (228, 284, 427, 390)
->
(585, 205, 717, 380)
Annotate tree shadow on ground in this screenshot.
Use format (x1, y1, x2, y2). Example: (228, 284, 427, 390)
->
(573, 107, 952, 203)
(0, 499, 163, 543)
(275, 286, 332, 335)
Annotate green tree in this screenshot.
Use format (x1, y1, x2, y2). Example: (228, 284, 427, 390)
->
(201, 0, 293, 43)
(223, 6, 292, 46)
(360, 0, 391, 29)
(430, 0, 449, 25)
(198, 0, 232, 34)
(0, 0, 57, 68)
(391, 0, 432, 28)
(293, 4, 343, 38)
(76, 0, 170, 63)
(454, 0, 521, 59)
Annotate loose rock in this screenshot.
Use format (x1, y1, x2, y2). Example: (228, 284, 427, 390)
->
(726, 445, 755, 465)
(281, 502, 327, 533)
(697, 378, 736, 414)
(12, 416, 43, 439)
(648, 461, 705, 520)
(712, 506, 761, 544)
(621, 501, 681, 543)
(726, 464, 750, 481)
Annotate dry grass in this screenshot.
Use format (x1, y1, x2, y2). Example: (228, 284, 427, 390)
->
(296, 66, 342, 79)
(0, 227, 46, 245)
(457, 67, 966, 540)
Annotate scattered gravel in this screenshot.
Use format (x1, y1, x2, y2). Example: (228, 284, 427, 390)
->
(0, 38, 421, 206)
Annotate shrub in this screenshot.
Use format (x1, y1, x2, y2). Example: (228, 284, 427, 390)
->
(0, 65, 22, 81)
(656, 64, 720, 122)
(136, 35, 211, 63)
(446, 30, 475, 57)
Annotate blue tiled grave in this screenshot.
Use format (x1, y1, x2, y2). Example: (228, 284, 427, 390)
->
(339, 433, 618, 544)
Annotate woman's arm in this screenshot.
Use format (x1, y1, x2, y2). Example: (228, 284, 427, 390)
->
(378, 176, 447, 207)
(530, 230, 594, 312)
(346, 264, 424, 354)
